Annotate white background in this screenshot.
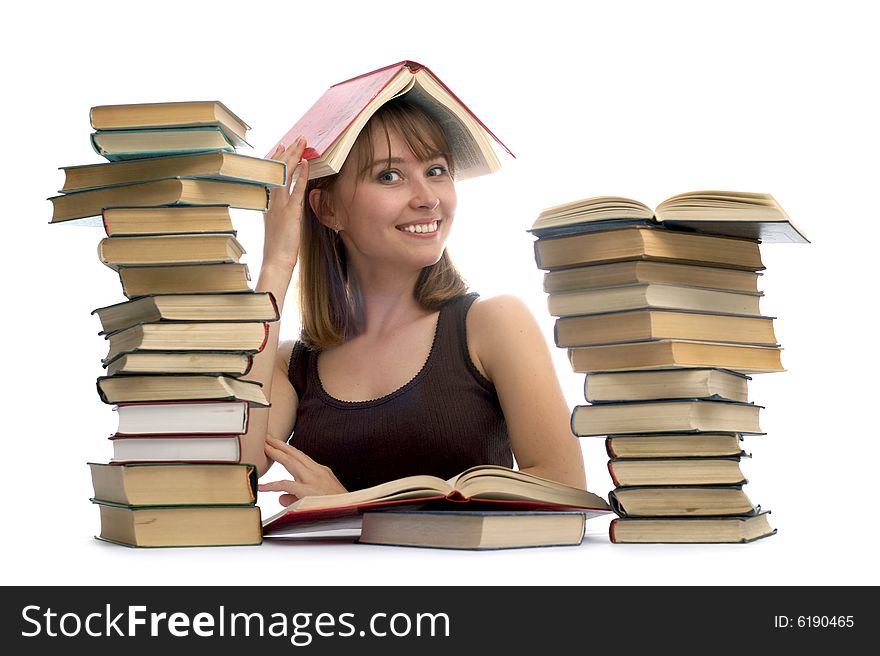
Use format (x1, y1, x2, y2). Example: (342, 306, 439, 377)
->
(2, 0, 876, 586)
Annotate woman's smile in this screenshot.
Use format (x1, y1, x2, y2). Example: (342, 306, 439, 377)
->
(395, 219, 442, 236)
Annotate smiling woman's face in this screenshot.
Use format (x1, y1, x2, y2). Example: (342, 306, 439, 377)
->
(316, 122, 457, 274)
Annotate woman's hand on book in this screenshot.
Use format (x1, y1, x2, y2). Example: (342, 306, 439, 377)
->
(262, 138, 310, 273)
(259, 437, 347, 505)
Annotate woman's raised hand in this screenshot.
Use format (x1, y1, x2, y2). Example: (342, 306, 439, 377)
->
(262, 137, 310, 272)
(258, 437, 348, 506)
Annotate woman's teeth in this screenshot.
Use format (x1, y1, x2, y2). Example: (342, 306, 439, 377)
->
(400, 221, 438, 234)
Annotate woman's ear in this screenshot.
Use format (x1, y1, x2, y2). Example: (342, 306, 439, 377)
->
(308, 188, 339, 229)
(308, 188, 328, 222)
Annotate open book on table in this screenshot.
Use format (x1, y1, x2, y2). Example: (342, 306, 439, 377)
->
(261, 464, 611, 537)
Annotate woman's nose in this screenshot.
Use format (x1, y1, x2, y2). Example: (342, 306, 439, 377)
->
(409, 179, 440, 211)
(410, 193, 440, 211)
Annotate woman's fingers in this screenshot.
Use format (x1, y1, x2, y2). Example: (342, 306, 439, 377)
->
(264, 438, 313, 477)
(258, 480, 306, 507)
(290, 157, 309, 200)
(278, 493, 299, 507)
(264, 439, 300, 466)
(285, 138, 308, 193)
(258, 480, 300, 493)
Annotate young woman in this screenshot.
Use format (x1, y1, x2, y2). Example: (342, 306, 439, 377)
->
(240, 99, 586, 507)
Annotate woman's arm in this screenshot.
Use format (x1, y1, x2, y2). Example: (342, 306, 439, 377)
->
(467, 295, 587, 489)
(237, 140, 308, 476)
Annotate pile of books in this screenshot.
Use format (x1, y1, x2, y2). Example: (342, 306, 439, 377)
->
(529, 191, 808, 543)
(49, 101, 289, 547)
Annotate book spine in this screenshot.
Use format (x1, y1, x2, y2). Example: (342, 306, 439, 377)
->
(109, 432, 244, 440)
(257, 323, 270, 352)
(266, 292, 281, 321)
(607, 461, 621, 487)
(330, 60, 406, 88)
(605, 437, 618, 459)
(95, 378, 111, 404)
(609, 518, 619, 543)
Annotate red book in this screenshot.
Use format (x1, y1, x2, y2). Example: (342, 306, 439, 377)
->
(268, 60, 513, 181)
(261, 465, 610, 537)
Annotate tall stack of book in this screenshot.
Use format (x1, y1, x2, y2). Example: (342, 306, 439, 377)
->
(529, 191, 808, 544)
(49, 101, 289, 547)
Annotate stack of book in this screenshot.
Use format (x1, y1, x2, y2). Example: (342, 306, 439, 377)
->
(49, 101, 288, 547)
(529, 191, 809, 544)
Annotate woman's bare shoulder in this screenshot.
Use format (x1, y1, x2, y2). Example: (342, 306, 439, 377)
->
(466, 295, 544, 379)
(467, 294, 537, 335)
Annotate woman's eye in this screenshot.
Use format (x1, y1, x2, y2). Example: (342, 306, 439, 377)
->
(378, 170, 401, 183)
(427, 165, 448, 177)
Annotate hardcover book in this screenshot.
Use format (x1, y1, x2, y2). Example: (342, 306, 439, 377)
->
(106, 352, 255, 377)
(92, 292, 279, 335)
(102, 321, 270, 366)
(96, 374, 269, 406)
(93, 503, 262, 548)
(607, 457, 749, 487)
(359, 510, 588, 550)
(109, 433, 243, 464)
(60, 151, 285, 192)
(269, 60, 513, 180)
(89, 462, 257, 506)
(609, 512, 776, 543)
(556, 309, 777, 348)
(604, 433, 746, 459)
(97, 233, 246, 270)
(608, 485, 761, 517)
(91, 126, 237, 161)
(49, 178, 269, 223)
(89, 100, 250, 147)
(533, 226, 765, 272)
(100, 205, 235, 237)
(530, 191, 808, 244)
(113, 400, 250, 435)
(262, 465, 611, 536)
(568, 339, 784, 374)
(546, 283, 764, 319)
(571, 399, 763, 436)
(117, 263, 252, 298)
(584, 369, 751, 403)
(542, 260, 761, 295)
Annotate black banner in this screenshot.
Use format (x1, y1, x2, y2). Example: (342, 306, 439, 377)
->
(2, 586, 871, 653)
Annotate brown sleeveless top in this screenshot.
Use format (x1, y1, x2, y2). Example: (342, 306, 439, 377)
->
(287, 293, 513, 491)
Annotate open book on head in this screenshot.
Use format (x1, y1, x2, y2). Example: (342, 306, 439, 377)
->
(268, 60, 513, 180)
(261, 464, 611, 537)
(530, 190, 809, 243)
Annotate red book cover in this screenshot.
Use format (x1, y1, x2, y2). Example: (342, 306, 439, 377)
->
(271, 61, 407, 159)
(267, 60, 512, 168)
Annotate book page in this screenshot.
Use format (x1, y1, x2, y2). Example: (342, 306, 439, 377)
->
(282, 474, 453, 512)
(405, 78, 497, 179)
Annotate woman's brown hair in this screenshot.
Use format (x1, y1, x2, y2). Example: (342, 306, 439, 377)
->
(297, 99, 468, 350)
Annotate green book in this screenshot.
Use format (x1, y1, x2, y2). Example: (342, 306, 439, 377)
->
(90, 126, 236, 161)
